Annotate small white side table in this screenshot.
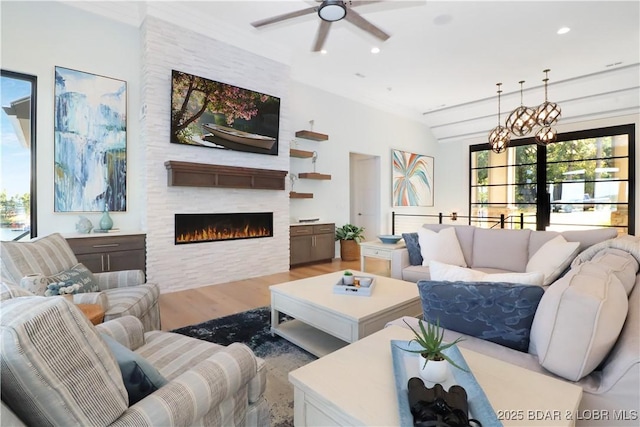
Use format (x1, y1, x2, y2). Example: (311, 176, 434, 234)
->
(359, 240, 406, 274)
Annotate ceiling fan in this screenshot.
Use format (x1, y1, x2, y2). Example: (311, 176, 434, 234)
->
(251, 0, 390, 52)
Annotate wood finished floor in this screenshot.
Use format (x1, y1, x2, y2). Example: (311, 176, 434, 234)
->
(159, 258, 389, 331)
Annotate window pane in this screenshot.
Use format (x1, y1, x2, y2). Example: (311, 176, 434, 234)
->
(547, 131, 630, 234)
(1, 73, 34, 241)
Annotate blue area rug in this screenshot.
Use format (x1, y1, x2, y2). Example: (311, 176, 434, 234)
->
(172, 306, 316, 427)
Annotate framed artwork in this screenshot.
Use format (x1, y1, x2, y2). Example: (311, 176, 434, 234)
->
(392, 149, 434, 207)
(170, 70, 281, 156)
(54, 66, 127, 212)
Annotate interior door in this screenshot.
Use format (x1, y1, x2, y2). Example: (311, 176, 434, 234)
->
(350, 154, 380, 241)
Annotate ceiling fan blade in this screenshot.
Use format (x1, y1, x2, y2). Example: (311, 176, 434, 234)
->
(344, 9, 390, 41)
(251, 6, 317, 28)
(312, 20, 331, 52)
(348, 1, 385, 7)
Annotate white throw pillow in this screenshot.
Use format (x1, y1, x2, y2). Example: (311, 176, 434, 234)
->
(429, 261, 485, 281)
(419, 227, 467, 267)
(429, 261, 544, 286)
(526, 235, 580, 286)
(483, 271, 544, 287)
(529, 262, 628, 381)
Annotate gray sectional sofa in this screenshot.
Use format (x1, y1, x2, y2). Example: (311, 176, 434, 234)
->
(388, 224, 639, 426)
(390, 223, 617, 283)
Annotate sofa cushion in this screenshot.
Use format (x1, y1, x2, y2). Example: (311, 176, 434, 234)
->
(402, 232, 423, 266)
(589, 248, 639, 295)
(561, 228, 618, 253)
(0, 296, 128, 426)
(0, 233, 78, 284)
(423, 224, 475, 267)
(417, 280, 544, 352)
(430, 261, 544, 286)
(529, 262, 628, 381)
(44, 263, 100, 294)
(526, 235, 580, 286)
(471, 228, 531, 272)
(418, 227, 467, 267)
(100, 333, 168, 405)
(429, 260, 486, 282)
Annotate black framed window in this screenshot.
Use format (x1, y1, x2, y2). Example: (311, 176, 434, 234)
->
(1, 70, 37, 240)
(470, 124, 635, 235)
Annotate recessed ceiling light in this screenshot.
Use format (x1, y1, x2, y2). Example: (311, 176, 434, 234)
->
(320, 49, 328, 55)
(557, 27, 571, 35)
(371, 47, 380, 54)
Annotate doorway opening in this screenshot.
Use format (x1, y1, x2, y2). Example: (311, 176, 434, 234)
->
(349, 153, 381, 241)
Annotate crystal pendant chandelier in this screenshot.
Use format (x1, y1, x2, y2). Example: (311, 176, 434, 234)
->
(535, 69, 561, 145)
(506, 81, 537, 136)
(488, 83, 510, 154)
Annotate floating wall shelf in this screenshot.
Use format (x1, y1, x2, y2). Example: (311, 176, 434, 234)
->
(290, 148, 315, 158)
(295, 130, 329, 141)
(290, 191, 313, 199)
(298, 172, 331, 180)
(164, 161, 287, 190)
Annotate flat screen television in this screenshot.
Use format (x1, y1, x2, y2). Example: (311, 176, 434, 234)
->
(170, 70, 281, 156)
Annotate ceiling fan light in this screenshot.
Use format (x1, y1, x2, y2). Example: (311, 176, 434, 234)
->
(318, 1, 347, 22)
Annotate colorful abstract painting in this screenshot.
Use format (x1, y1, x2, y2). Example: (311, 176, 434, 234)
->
(54, 66, 126, 212)
(392, 149, 434, 207)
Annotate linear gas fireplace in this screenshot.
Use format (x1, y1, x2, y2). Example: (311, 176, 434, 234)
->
(175, 212, 273, 244)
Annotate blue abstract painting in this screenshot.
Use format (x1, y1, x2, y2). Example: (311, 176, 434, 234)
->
(54, 66, 126, 212)
(392, 149, 434, 207)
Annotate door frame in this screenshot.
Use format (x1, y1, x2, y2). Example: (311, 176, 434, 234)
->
(349, 152, 381, 237)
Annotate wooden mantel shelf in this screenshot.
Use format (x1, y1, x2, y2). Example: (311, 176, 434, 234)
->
(165, 161, 287, 190)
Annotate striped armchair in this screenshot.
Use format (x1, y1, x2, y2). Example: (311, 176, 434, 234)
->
(0, 233, 160, 331)
(1, 297, 270, 426)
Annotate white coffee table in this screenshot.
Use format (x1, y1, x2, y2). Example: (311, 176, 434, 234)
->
(289, 325, 583, 427)
(269, 271, 421, 357)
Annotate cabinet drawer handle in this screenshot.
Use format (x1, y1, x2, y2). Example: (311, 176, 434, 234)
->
(93, 243, 119, 248)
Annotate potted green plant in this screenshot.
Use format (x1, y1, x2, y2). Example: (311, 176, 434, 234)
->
(342, 270, 355, 285)
(335, 224, 365, 261)
(402, 318, 466, 383)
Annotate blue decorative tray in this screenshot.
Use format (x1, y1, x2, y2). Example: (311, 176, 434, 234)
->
(391, 340, 502, 427)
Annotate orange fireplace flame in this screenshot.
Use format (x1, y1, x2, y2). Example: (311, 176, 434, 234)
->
(177, 223, 272, 243)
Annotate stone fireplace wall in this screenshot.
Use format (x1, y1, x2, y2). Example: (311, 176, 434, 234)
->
(141, 16, 291, 293)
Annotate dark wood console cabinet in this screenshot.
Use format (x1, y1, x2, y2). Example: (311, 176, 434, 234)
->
(66, 234, 146, 276)
(290, 223, 335, 266)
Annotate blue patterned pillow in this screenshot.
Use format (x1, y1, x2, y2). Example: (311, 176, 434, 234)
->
(417, 280, 544, 352)
(101, 334, 168, 405)
(402, 232, 423, 266)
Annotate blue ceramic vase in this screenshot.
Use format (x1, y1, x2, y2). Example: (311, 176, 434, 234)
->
(100, 207, 113, 231)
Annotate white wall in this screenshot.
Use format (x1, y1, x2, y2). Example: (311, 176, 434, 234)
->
(1, 1, 143, 235)
(141, 16, 291, 292)
(288, 81, 439, 237)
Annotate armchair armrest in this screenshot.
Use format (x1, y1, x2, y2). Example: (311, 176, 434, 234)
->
(95, 315, 146, 350)
(95, 270, 145, 290)
(72, 291, 109, 310)
(110, 343, 258, 427)
(391, 248, 410, 279)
